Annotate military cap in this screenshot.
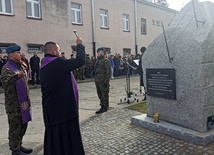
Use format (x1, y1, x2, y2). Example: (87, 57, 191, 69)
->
(97, 48, 106, 53)
(6, 45, 21, 53)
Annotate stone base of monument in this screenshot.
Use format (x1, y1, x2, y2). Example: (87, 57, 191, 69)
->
(131, 114, 214, 146)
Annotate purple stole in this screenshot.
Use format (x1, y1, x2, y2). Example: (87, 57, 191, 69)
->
(5, 60, 31, 124)
(41, 57, 79, 105)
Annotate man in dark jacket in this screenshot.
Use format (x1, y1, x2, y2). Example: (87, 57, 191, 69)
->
(0, 49, 5, 87)
(139, 47, 146, 101)
(30, 52, 40, 85)
(40, 37, 85, 155)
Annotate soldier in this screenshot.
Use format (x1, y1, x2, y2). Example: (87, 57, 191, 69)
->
(94, 48, 111, 114)
(85, 54, 92, 78)
(78, 65, 85, 80)
(0, 45, 32, 155)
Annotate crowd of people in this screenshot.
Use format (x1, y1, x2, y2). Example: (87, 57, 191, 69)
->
(71, 52, 141, 80)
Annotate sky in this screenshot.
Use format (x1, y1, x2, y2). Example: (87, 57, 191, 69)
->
(167, 0, 214, 11)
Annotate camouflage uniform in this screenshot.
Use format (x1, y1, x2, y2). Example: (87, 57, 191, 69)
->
(94, 56, 111, 109)
(78, 65, 85, 80)
(0, 62, 29, 151)
(85, 56, 92, 78)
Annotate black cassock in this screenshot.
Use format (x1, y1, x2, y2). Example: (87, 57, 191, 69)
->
(40, 44, 85, 155)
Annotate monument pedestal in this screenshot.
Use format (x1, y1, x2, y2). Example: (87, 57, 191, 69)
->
(131, 114, 214, 146)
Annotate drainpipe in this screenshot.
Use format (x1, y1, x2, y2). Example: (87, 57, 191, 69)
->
(91, 0, 96, 57)
(134, 0, 138, 55)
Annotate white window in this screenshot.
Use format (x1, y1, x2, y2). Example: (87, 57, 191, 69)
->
(123, 14, 129, 31)
(141, 18, 147, 34)
(71, 3, 82, 24)
(0, 0, 13, 15)
(26, 0, 41, 18)
(100, 9, 108, 28)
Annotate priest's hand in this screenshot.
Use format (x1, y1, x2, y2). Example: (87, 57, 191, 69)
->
(76, 37, 82, 45)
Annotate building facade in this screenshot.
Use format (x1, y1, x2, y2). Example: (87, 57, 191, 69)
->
(0, 0, 177, 59)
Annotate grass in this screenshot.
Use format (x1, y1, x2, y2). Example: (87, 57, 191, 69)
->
(126, 101, 147, 113)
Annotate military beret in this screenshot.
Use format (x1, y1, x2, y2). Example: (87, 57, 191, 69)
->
(140, 47, 146, 53)
(97, 48, 106, 53)
(6, 45, 21, 53)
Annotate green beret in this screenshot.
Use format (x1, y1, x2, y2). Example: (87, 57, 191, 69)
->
(6, 45, 21, 53)
(97, 48, 106, 53)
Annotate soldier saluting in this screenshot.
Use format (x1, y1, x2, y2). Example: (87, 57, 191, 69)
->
(0, 45, 32, 155)
(94, 48, 111, 114)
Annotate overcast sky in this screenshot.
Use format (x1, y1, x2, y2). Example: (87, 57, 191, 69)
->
(167, 0, 214, 11)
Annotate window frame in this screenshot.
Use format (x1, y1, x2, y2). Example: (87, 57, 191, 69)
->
(0, 0, 13, 15)
(0, 43, 15, 53)
(27, 43, 43, 53)
(71, 2, 82, 25)
(141, 18, 147, 35)
(100, 9, 108, 29)
(123, 14, 130, 32)
(123, 48, 131, 56)
(26, 0, 41, 19)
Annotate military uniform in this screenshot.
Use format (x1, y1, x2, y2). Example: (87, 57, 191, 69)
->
(94, 52, 111, 113)
(0, 45, 32, 155)
(85, 55, 92, 78)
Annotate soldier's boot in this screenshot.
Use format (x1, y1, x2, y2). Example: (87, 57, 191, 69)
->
(12, 149, 24, 155)
(95, 107, 108, 114)
(20, 146, 33, 154)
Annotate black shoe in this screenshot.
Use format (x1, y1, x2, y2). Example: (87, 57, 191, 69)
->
(142, 95, 146, 101)
(20, 146, 33, 154)
(95, 107, 107, 114)
(12, 149, 24, 155)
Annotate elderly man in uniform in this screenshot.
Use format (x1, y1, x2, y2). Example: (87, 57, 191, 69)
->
(94, 48, 111, 114)
(0, 45, 32, 155)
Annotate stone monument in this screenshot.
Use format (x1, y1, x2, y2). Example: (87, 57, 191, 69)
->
(131, 0, 214, 145)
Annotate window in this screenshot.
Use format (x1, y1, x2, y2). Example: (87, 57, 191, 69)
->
(0, 0, 13, 15)
(0, 43, 15, 52)
(141, 18, 147, 35)
(100, 9, 108, 28)
(123, 14, 129, 31)
(28, 44, 43, 53)
(103, 47, 111, 54)
(26, 0, 41, 19)
(71, 3, 82, 24)
(123, 48, 131, 56)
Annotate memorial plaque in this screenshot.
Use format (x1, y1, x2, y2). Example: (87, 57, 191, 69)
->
(146, 68, 176, 99)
